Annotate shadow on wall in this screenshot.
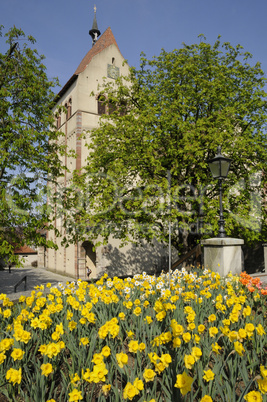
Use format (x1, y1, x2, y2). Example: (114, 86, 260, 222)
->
(242, 243, 264, 274)
(97, 241, 265, 278)
(101, 241, 168, 278)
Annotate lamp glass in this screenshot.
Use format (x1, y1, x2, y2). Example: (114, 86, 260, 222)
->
(208, 156, 232, 179)
(208, 160, 220, 179)
(220, 159, 231, 178)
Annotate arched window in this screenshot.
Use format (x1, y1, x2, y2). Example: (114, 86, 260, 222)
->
(67, 98, 72, 119)
(64, 102, 68, 121)
(56, 114, 61, 129)
(97, 94, 106, 115)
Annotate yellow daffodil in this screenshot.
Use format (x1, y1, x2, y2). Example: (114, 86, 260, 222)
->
(123, 382, 139, 400)
(243, 305, 251, 317)
(198, 324, 205, 334)
(79, 337, 89, 346)
(145, 315, 153, 324)
(41, 363, 53, 377)
(200, 396, 213, 402)
(256, 324, 266, 336)
(128, 340, 139, 353)
(0, 352, 6, 364)
(70, 373, 80, 384)
(191, 347, 202, 361)
(260, 366, 267, 379)
(102, 384, 111, 396)
(208, 314, 216, 322)
(245, 323, 255, 338)
(257, 377, 267, 394)
(234, 341, 245, 356)
(203, 369, 215, 382)
(182, 332, 191, 343)
(173, 337, 182, 348)
(212, 342, 222, 354)
(91, 353, 104, 365)
(6, 367, 22, 385)
(174, 371, 194, 395)
(184, 354, 195, 369)
(209, 327, 218, 338)
(11, 348, 25, 361)
(118, 312, 126, 320)
(244, 390, 262, 402)
(68, 389, 83, 401)
(143, 368, 156, 382)
(116, 352, 128, 368)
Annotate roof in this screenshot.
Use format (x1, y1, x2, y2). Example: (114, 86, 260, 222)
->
(91, 12, 100, 32)
(56, 27, 122, 100)
(75, 27, 121, 74)
(14, 245, 37, 255)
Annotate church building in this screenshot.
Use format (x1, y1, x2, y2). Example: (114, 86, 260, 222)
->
(46, 9, 168, 279)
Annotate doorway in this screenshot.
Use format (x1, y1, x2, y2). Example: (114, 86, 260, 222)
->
(82, 241, 96, 278)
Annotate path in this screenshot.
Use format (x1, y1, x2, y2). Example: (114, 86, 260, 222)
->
(0, 266, 77, 301)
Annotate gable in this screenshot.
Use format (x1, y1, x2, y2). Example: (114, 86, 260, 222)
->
(75, 27, 122, 74)
(56, 27, 123, 100)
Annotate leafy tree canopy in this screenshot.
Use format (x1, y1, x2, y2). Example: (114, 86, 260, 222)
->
(65, 36, 267, 255)
(0, 26, 67, 265)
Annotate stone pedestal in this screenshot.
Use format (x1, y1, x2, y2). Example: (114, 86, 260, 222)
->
(263, 244, 267, 273)
(201, 238, 244, 277)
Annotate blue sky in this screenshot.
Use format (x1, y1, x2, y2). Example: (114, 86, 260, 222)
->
(2, 0, 267, 92)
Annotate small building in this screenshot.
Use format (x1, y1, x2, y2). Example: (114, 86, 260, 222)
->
(14, 245, 38, 267)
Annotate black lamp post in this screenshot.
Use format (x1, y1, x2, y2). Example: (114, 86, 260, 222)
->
(208, 146, 232, 238)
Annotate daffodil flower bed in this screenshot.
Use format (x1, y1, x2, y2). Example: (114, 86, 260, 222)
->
(0, 269, 266, 402)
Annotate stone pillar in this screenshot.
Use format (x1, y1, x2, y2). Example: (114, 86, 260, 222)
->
(201, 238, 244, 277)
(263, 244, 267, 273)
(37, 246, 45, 268)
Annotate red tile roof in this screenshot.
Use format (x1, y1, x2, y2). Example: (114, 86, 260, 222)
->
(75, 27, 122, 74)
(14, 245, 37, 255)
(56, 27, 122, 100)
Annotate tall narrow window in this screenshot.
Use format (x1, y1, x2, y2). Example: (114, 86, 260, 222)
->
(56, 114, 61, 129)
(119, 100, 127, 116)
(67, 98, 72, 119)
(97, 95, 106, 115)
(108, 100, 116, 115)
(64, 103, 68, 122)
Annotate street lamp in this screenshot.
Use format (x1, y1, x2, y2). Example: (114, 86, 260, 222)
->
(208, 146, 232, 238)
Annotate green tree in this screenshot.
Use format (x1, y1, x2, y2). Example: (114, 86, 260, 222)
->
(66, 36, 267, 256)
(0, 26, 66, 265)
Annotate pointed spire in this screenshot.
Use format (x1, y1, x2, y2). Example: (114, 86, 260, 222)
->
(89, 5, 101, 46)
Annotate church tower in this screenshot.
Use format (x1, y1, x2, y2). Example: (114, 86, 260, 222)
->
(46, 8, 168, 279)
